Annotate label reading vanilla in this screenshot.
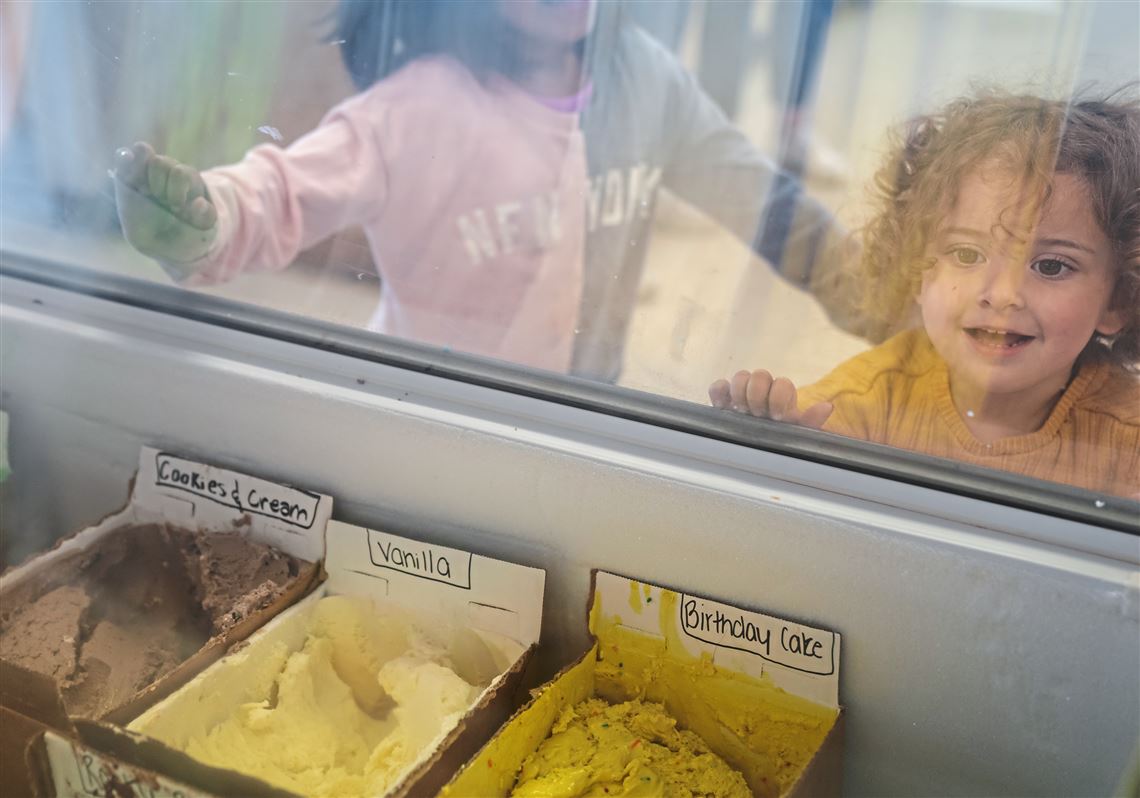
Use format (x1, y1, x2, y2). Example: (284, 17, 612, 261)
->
(153, 451, 320, 529)
(680, 593, 836, 676)
(367, 528, 473, 589)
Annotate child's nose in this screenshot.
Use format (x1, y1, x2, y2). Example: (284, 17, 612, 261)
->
(976, 258, 1027, 310)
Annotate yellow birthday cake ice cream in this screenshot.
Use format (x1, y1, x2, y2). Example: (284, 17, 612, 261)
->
(511, 697, 750, 797)
(131, 594, 485, 797)
(588, 590, 836, 796)
(441, 573, 840, 798)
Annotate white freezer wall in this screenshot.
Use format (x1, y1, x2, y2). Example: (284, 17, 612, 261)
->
(1, 276, 1137, 797)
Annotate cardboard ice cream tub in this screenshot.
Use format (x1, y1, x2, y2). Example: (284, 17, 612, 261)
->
(441, 570, 844, 798)
(0, 661, 77, 798)
(0, 447, 331, 796)
(123, 520, 546, 798)
(27, 722, 294, 798)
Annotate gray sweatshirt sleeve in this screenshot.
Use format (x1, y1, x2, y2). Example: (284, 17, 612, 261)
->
(649, 34, 879, 342)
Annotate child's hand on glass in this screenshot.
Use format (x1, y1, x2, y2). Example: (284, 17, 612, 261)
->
(708, 370, 833, 429)
(111, 142, 217, 277)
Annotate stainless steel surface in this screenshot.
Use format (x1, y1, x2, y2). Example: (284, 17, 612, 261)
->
(1, 274, 1137, 796)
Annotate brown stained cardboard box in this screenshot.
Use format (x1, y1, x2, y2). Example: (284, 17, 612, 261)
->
(0, 662, 76, 798)
(7, 664, 293, 798)
(125, 521, 547, 798)
(0, 446, 332, 790)
(28, 725, 300, 798)
(27, 723, 296, 798)
(441, 570, 845, 798)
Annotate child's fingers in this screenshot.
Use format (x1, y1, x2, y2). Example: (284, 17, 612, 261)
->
(164, 164, 194, 210)
(708, 379, 731, 408)
(187, 169, 210, 203)
(114, 142, 154, 192)
(799, 402, 833, 429)
(744, 369, 774, 416)
(727, 370, 752, 412)
(767, 377, 797, 421)
(186, 196, 217, 231)
(179, 167, 216, 230)
(147, 155, 176, 202)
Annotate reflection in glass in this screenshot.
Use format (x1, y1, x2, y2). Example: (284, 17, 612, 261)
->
(711, 91, 1139, 499)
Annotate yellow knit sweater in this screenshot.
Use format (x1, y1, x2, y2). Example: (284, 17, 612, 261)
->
(799, 330, 1140, 499)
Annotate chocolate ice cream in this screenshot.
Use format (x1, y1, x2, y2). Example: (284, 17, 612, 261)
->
(0, 523, 315, 718)
(182, 531, 304, 633)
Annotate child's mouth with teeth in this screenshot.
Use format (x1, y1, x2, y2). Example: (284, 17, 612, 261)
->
(965, 327, 1035, 348)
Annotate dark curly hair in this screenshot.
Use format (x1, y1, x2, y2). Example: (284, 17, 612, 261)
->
(859, 88, 1140, 371)
(328, 0, 625, 91)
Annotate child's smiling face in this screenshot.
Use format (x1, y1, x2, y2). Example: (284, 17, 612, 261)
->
(917, 163, 1124, 408)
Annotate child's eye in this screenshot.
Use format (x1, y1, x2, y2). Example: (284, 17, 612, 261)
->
(949, 246, 985, 266)
(1031, 258, 1075, 279)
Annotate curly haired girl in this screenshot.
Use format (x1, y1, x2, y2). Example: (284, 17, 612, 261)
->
(711, 89, 1140, 498)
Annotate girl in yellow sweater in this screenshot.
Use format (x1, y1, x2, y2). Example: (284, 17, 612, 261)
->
(710, 91, 1139, 498)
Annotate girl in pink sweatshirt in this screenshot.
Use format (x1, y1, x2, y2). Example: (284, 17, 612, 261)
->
(114, 0, 854, 378)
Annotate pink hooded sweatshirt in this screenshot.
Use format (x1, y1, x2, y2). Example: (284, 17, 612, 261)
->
(188, 56, 588, 372)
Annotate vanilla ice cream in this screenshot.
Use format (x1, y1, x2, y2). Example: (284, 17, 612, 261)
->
(131, 594, 498, 797)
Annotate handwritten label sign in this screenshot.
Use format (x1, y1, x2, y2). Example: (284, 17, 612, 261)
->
(42, 731, 208, 798)
(367, 528, 472, 589)
(680, 593, 836, 676)
(153, 452, 319, 529)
